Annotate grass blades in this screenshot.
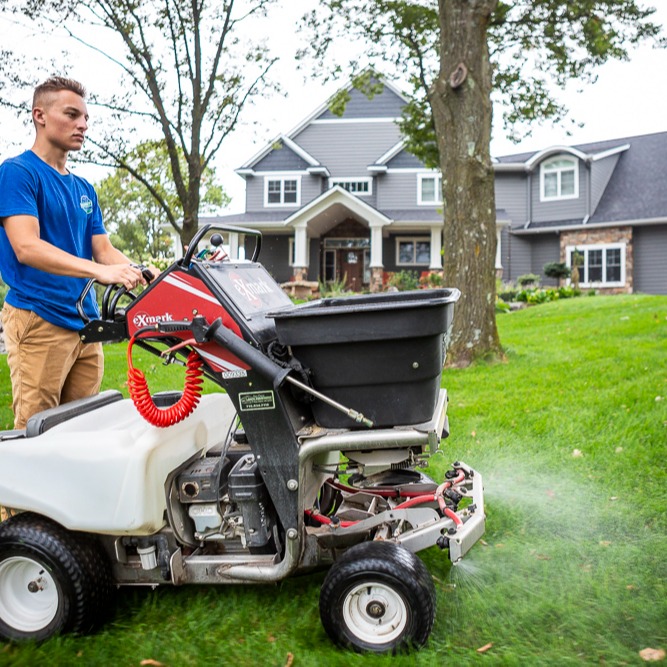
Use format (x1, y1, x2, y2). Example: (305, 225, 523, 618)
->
(1, 294, 666, 666)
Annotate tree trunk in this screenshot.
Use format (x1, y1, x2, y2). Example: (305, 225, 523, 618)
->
(430, 0, 502, 367)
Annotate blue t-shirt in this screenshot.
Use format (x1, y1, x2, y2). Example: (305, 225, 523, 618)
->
(0, 150, 107, 331)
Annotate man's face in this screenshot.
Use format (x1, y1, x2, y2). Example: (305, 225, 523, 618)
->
(33, 89, 89, 152)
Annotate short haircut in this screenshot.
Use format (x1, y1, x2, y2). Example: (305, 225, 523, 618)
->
(33, 77, 86, 109)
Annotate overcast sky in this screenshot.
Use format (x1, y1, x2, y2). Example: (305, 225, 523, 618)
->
(1, 2, 665, 214)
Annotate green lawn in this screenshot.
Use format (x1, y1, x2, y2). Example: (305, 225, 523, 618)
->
(1, 294, 666, 666)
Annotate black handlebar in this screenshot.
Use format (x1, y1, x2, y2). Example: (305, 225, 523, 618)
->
(76, 265, 152, 325)
(181, 223, 262, 266)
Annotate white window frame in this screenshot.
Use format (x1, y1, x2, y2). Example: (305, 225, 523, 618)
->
(329, 177, 373, 196)
(395, 237, 431, 266)
(264, 175, 301, 207)
(417, 172, 443, 205)
(566, 243, 626, 287)
(540, 155, 579, 201)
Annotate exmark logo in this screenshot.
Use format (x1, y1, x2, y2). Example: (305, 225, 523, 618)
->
(132, 311, 174, 328)
(230, 272, 274, 307)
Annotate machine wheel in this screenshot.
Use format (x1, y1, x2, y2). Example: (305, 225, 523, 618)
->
(319, 541, 436, 653)
(0, 513, 113, 642)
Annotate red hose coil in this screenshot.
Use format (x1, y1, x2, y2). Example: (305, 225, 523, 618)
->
(127, 336, 205, 427)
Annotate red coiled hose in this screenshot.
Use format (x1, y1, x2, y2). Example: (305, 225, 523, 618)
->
(127, 336, 205, 427)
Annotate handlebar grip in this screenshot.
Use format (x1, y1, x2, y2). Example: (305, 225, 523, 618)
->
(156, 320, 195, 333)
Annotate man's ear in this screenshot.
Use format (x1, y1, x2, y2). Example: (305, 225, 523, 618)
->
(32, 107, 46, 127)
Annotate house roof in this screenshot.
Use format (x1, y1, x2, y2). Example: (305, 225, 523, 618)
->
(237, 75, 408, 177)
(498, 131, 667, 231)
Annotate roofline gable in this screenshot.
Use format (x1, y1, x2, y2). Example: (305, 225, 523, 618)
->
(283, 185, 393, 227)
(236, 133, 322, 174)
(237, 72, 408, 172)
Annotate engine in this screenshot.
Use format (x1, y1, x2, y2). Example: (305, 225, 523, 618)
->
(176, 447, 278, 551)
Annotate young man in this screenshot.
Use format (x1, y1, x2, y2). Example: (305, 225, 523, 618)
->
(0, 76, 146, 431)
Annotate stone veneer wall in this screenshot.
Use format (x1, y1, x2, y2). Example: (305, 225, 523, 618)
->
(560, 226, 633, 294)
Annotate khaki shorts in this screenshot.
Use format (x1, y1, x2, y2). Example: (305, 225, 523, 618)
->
(1, 303, 104, 430)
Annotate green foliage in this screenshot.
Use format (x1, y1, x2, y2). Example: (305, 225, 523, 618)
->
(387, 269, 419, 291)
(516, 273, 541, 287)
(419, 270, 444, 288)
(516, 285, 583, 303)
(97, 140, 228, 262)
(318, 275, 352, 298)
(498, 287, 519, 302)
(495, 296, 510, 313)
(543, 261, 572, 280)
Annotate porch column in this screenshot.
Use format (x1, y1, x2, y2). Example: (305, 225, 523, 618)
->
(228, 232, 240, 260)
(293, 224, 309, 280)
(430, 225, 443, 270)
(369, 223, 385, 293)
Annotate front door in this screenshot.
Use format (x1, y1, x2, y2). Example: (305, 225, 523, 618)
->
(340, 250, 364, 291)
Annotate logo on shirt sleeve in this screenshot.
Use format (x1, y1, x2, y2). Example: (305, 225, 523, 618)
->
(80, 195, 93, 215)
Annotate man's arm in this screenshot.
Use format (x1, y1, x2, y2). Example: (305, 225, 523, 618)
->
(3, 215, 143, 290)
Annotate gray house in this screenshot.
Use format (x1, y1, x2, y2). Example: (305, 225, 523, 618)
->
(203, 79, 667, 295)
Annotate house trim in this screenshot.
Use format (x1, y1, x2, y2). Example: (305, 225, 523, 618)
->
(513, 216, 667, 235)
(283, 186, 393, 228)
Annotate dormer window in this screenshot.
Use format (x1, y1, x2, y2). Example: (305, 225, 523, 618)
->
(418, 173, 442, 205)
(540, 156, 578, 201)
(265, 176, 300, 207)
(330, 178, 372, 195)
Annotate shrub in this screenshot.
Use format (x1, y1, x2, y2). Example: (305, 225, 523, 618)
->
(543, 262, 571, 280)
(419, 271, 444, 288)
(318, 275, 351, 298)
(496, 297, 510, 313)
(498, 288, 518, 302)
(387, 270, 419, 291)
(517, 273, 541, 287)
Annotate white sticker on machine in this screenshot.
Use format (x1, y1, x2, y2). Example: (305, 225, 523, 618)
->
(239, 390, 276, 411)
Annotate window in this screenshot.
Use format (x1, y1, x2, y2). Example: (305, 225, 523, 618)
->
(540, 156, 578, 201)
(418, 173, 442, 205)
(330, 178, 372, 196)
(265, 176, 300, 206)
(566, 244, 625, 287)
(396, 237, 431, 266)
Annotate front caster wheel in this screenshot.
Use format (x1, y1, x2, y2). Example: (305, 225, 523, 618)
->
(0, 513, 113, 642)
(319, 541, 436, 653)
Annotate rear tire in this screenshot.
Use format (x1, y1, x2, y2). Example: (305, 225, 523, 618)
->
(0, 513, 114, 641)
(319, 541, 436, 653)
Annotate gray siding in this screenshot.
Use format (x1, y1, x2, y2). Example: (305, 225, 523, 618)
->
(293, 121, 401, 175)
(244, 235, 319, 283)
(253, 144, 309, 171)
(634, 225, 667, 294)
(530, 233, 561, 285)
(386, 150, 424, 169)
(249, 234, 292, 282)
(317, 85, 405, 120)
(503, 233, 533, 282)
(245, 173, 324, 213)
(532, 159, 587, 223)
(495, 173, 527, 227)
(377, 171, 423, 209)
(590, 154, 620, 214)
